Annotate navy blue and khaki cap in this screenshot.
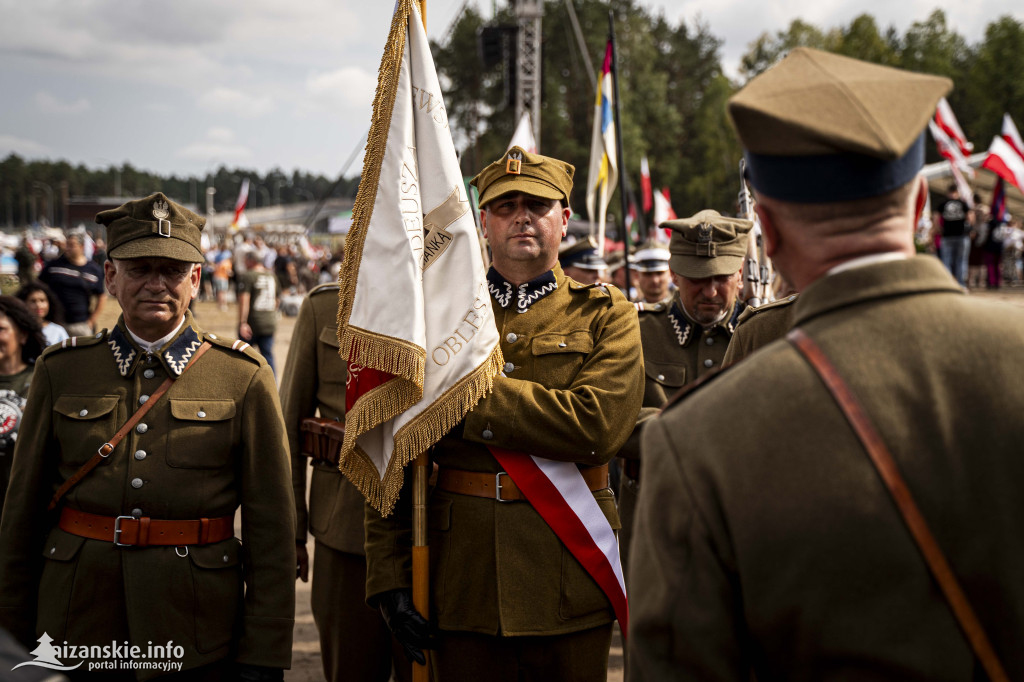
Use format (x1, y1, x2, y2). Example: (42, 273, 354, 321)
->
(728, 48, 952, 203)
(471, 146, 575, 208)
(664, 209, 752, 279)
(632, 244, 670, 273)
(559, 238, 607, 271)
(96, 192, 205, 263)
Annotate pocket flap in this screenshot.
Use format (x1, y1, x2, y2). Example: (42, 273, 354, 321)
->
(53, 395, 119, 420)
(318, 326, 340, 348)
(645, 361, 687, 388)
(531, 331, 593, 356)
(188, 538, 242, 569)
(41, 527, 87, 561)
(170, 399, 236, 422)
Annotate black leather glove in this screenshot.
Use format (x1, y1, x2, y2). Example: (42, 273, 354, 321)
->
(237, 663, 284, 681)
(376, 588, 437, 665)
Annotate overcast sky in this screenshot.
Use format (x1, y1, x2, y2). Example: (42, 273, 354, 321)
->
(1, 0, 1019, 185)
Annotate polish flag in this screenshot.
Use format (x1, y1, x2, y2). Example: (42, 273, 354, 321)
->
(935, 97, 973, 157)
(640, 156, 653, 214)
(232, 178, 250, 230)
(1001, 113, 1024, 161)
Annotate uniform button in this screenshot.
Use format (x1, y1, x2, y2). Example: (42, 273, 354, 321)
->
(482, 429, 494, 440)
(50, 547, 56, 555)
(143, 369, 156, 379)
(136, 423, 148, 434)
(131, 478, 144, 489)
(704, 358, 714, 368)
(705, 337, 714, 346)
(79, 409, 88, 417)
(95, 332, 103, 339)
(657, 374, 665, 381)
(558, 342, 567, 348)
(223, 554, 230, 563)
(134, 450, 147, 461)
(503, 362, 515, 373)
(139, 395, 150, 405)
(197, 410, 207, 418)
(209, 334, 218, 340)
(131, 508, 143, 518)
(506, 333, 518, 343)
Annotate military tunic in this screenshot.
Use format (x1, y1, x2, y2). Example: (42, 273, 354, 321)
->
(721, 293, 798, 366)
(0, 312, 295, 678)
(629, 257, 1024, 680)
(279, 283, 407, 682)
(617, 295, 744, 575)
(365, 264, 644, 642)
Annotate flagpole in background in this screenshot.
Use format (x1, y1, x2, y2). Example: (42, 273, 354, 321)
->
(608, 11, 632, 293)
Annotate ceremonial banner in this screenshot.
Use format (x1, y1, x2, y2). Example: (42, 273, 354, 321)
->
(586, 40, 618, 247)
(338, 0, 503, 514)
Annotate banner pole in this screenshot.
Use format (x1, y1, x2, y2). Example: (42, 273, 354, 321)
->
(413, 4, 430, 678)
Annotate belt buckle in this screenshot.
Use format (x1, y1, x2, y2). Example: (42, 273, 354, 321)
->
(495, 472, 513, 503)
(113, 515, 135, 547)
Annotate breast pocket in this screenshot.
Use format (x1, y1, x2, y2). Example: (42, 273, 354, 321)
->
(166, 399, 236, 469)
(645, 360, 686, 406)
(53, 395, 120, 465)
(531, 330, 594, 389)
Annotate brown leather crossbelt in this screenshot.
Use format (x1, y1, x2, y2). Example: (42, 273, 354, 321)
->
(59, 507, 234, 547)
(437, 464, 609, 502)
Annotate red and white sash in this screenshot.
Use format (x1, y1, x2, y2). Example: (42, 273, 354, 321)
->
(488, 445, 629, 636)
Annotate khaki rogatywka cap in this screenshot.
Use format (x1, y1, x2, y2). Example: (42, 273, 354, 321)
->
(471, 146, 574, 208)
(96, 192, 205, 263)
(728, 47, 952, 203)
(665, 209, 752, 279)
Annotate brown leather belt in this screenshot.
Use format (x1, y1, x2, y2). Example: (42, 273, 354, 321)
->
(437, 464, 609, 502)
(59, 507, 234, 547)
(300, 417, 345, 465)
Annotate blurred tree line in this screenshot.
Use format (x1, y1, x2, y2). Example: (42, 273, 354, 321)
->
(434, 1, 1024, 232)
(0, 154, 358, 229)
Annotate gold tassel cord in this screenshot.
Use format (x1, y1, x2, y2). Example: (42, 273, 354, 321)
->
(341, 325, 426, 388)
(336, 0, 412, 344)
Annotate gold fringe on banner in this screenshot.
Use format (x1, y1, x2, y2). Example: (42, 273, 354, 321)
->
(336, 0, 411, 343)
(342, 343, 505, 515)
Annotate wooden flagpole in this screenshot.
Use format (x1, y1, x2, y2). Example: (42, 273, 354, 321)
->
(412, 5, 431, 680)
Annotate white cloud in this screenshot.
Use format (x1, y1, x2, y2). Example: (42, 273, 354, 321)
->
(198, 88, 275, 117)
(175, 128, 253, 162)
(305, 67, 377, 112)
(33, 91, 91, 115)
(0, 134, 51, 157)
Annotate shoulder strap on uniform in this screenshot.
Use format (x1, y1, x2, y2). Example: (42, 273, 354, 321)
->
(787, 327, 1009, 682)
(47, 341, 213, 511)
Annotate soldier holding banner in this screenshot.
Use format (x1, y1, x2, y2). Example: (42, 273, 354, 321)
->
(365, 147, 644, 680)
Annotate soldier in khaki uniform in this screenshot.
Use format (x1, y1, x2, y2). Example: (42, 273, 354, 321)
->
(630, 49, 1024, 679)
(365, 147, 644, 681)
(559, 237, 608, 285)
(617, 211, 751, 574)
(0, 193, 295, 681)
(279, 282, 409, 682)
(720, 293, 798, 366)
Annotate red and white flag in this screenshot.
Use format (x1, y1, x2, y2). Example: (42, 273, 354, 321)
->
(1001, 113, 1024, 161)
(652, 187, 676, 240)
(337, 0, 503, 514)
(930, 120, 975, 203)
(983, 134, 1024, 195)
(639, 155, 653, 214)
(232, 178, 250, 230)
(935, 97, 974, 157)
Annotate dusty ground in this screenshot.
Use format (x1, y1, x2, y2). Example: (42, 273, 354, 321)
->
(93, 281, 1024, 682)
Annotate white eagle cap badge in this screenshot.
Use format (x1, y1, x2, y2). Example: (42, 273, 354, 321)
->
(152, 200, 170, 220)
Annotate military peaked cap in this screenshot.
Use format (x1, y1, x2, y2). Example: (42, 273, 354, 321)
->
(472, 146, 574, 208)
(559, 238, 607, 271)
(633, 244, 670, 273)
(97, 192, 205, 262)
(728, 47, 952, 203)
(665, 209, 752, 279)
